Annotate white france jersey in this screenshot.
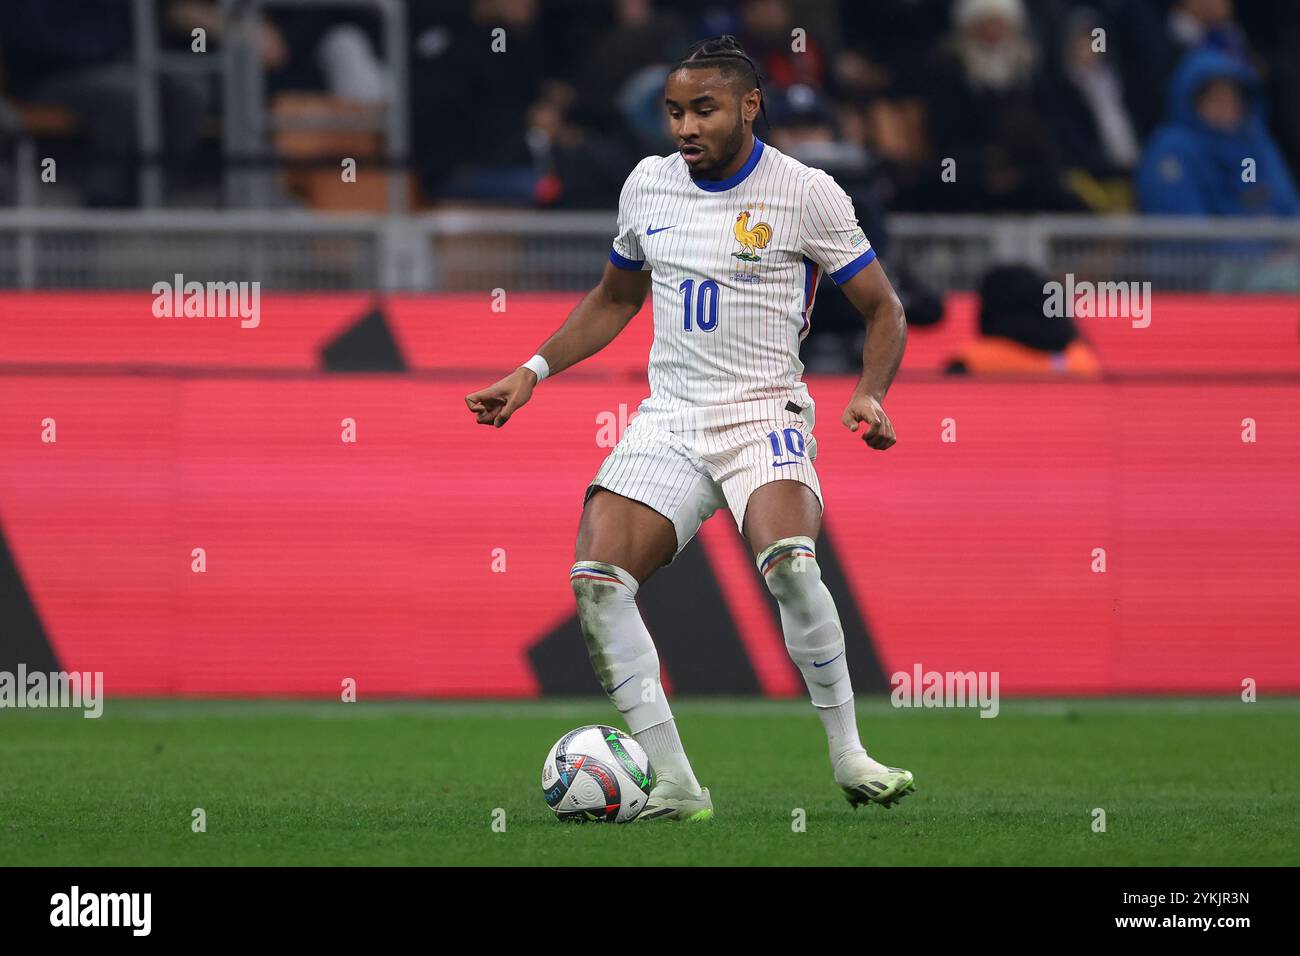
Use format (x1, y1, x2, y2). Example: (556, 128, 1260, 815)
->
(609, 135, 876, 428)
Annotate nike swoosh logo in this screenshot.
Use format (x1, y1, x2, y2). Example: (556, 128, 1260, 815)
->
(773, 461, 801, 467)
(813, 651, 844, 668)
(646, 225, 676, 235)
(606, 674, 637, 694)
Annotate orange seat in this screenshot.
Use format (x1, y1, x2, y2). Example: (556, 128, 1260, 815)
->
(272, 91, 408, 211)
(953, 336, 1102, 377)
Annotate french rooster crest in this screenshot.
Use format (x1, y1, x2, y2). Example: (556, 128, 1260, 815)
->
(733, 210, 772, 261)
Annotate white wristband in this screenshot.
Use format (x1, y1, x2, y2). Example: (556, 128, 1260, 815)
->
(521, 353, 550, 382)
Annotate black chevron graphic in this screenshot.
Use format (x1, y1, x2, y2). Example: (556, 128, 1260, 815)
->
(0, 517, 60, 674)
(320, 303, 406, 372)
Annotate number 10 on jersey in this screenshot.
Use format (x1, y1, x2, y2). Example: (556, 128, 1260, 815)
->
(678, 278, 719, 332)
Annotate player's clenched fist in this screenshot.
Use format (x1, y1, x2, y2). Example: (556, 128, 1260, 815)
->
(841, 394, 896, 450)
(464, 367, 537, 428)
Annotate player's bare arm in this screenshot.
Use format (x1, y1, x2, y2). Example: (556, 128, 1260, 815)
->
(836, 258, 907, 450)
(463, 261, 651, 428)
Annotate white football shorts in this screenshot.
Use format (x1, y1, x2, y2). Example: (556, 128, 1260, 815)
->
(584, 400, 824, 563)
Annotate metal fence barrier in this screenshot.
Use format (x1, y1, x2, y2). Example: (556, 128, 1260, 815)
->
(0, 211, 1293, 292)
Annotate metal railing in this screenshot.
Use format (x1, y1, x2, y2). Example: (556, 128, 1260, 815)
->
(0, 209, 383, 289)
(0, 211, 1294, 292)
(75, 0, 411, 210)
(220, 0, 409, 213)
(887, 215, 1300, 293)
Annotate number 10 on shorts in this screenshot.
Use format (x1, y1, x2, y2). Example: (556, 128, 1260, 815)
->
(767, 428, 806, 467)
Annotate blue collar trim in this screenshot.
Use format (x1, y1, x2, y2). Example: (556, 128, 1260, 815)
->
(689, 136, 765, 192)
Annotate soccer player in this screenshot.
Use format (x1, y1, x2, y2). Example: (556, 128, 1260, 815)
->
(465, 36, 911, 821)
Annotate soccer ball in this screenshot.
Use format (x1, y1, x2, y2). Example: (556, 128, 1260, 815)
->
(541, 725, 654, 823)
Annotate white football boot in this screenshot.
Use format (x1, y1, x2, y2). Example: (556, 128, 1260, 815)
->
(635, 769, 714, 822)
(835, 751, 916, 810)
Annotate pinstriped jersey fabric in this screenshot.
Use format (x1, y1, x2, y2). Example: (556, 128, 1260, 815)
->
(587, 403, 824, 556)
(609, 136, 877, 432)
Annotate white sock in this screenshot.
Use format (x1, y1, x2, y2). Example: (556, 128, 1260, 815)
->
(634, 718, 702, 795)
(818, 697, 865, 764)
(569, 560, 701, 792)
(757, 537, 893, 776)
(819, 698, 890, 776)
(757, 536, 853, 707)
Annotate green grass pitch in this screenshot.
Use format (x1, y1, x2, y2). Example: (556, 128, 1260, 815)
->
(1, 697, 1297, 866)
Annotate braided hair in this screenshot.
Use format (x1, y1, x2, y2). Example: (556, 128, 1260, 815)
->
(669, 35, 770, 132)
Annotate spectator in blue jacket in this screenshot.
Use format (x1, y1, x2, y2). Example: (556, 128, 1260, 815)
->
(1137, 49, 1299, 216)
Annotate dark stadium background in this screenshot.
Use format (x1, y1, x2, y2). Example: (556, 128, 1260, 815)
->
(0, 0, 1297, 700)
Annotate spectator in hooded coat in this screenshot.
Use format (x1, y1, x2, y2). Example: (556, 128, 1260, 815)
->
(1136, 48, 1299, 216)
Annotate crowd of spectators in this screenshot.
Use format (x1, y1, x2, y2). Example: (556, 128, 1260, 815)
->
(0, 0, 1297, 217)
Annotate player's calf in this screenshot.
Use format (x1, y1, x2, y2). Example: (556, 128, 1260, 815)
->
(756, 536, 851, 708)
(570, 561, 663, 727)
(569, 560, 706, 804)
(757, 536, 914, 807)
